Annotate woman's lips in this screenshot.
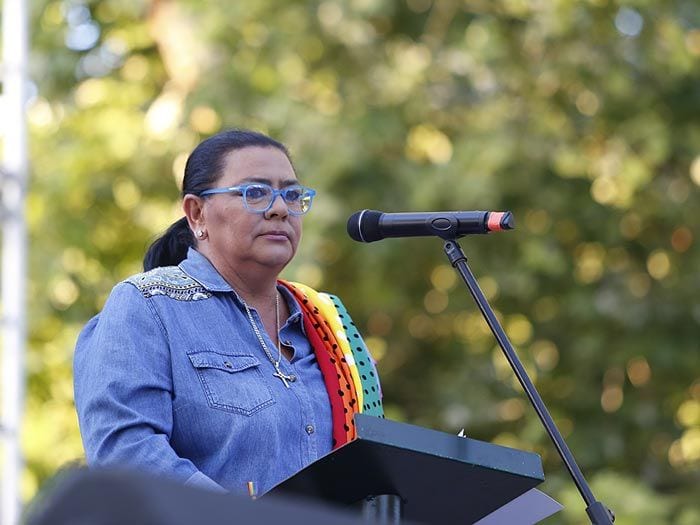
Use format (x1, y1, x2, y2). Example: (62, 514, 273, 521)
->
(259, 230, 290, 241)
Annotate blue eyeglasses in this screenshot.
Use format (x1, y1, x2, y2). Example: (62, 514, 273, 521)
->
(198, 183, 316, 215)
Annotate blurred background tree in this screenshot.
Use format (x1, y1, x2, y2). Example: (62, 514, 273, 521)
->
(9, 0, 700, 522)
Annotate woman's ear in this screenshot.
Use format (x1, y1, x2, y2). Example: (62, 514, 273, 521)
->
(183, 194, 205, 235)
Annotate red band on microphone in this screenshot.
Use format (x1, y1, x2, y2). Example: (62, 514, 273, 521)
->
(487, 212, 505, 231)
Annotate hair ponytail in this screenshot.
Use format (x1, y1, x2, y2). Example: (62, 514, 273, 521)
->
(143, 217, 194, 271)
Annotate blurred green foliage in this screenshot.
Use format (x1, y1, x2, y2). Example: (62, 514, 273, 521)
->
(8, 0, 700, 522)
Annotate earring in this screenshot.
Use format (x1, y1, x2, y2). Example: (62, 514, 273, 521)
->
(197, 230, 205, 239)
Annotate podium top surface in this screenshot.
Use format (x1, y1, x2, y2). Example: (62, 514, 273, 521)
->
(271, 414, 544, 524)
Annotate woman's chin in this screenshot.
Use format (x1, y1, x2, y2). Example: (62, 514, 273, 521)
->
(256, 246, 295, 269)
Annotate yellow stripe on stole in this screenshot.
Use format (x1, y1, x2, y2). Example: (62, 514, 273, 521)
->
(289, 282, 364, 412)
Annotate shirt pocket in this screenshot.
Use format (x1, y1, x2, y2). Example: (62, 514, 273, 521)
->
(187, 349, 275, 416)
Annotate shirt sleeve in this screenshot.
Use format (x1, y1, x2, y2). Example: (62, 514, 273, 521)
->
(73, 282, 226, 493)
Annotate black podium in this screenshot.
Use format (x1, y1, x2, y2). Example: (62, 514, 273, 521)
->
(270, 414, 545, 524)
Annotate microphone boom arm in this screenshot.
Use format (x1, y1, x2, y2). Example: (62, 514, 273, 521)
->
(444, 239, 614, 525)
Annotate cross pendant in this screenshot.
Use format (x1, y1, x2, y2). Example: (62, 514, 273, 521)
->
(273, 366, 293, 388)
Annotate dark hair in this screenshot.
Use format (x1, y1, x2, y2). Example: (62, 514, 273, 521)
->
(143, 129, 291, 270)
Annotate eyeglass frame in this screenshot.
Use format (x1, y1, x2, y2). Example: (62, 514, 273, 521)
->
(197, 182, 317, 216)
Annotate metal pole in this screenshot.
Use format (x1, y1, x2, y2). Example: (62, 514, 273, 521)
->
(2, 0, 29, 522)
(444, 240, 614, 524)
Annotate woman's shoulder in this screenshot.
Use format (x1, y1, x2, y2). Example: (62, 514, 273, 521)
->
(119, 265, 212, 302)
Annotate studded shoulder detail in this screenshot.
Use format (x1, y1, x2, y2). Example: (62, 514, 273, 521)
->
(124, 266, 212, 301)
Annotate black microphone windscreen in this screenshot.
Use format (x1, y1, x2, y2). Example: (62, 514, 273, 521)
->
(347, 210, 383, 242)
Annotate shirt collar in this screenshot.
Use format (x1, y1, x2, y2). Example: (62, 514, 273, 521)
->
(178, 248, 305, 331)
(279, 285, 304, 332)
(179, 248, 233, 292)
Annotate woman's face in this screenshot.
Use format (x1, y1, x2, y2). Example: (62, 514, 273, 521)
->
(199, 146, 302, 274)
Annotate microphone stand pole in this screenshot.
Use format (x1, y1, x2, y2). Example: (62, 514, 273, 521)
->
(443, 239, 614, 525)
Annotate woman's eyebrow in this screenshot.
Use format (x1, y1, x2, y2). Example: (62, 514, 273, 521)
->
(238, 177, 300, 187)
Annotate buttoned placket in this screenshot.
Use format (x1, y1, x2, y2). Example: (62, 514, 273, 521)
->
(197, 285, 328, 489)
(278, 315, 320, 465)
(241, 295, 321, 463)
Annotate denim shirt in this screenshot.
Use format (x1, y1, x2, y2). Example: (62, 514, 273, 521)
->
(74, 248, 333, 495)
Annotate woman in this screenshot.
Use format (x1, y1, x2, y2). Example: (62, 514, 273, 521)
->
(74, 129, 383, 495)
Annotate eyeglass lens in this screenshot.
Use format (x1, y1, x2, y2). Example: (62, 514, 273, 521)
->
(244, 184, 312, 214)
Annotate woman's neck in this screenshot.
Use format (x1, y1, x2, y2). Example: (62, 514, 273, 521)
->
(221, 262, 293, 360)
(198, 250, 281, 305)
(224, 267, 279, 308)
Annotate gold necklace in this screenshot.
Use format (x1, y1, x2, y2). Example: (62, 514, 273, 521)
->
(242, 292, 295, 388)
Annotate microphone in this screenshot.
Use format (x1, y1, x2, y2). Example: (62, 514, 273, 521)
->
(347, 209, 514, 243)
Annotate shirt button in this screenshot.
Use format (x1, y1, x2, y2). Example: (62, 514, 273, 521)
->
(224, 361, 233, 369)
(288, 374, 297, 383)
(283, 340, 292, 346)
(305, 424, 315, 435)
